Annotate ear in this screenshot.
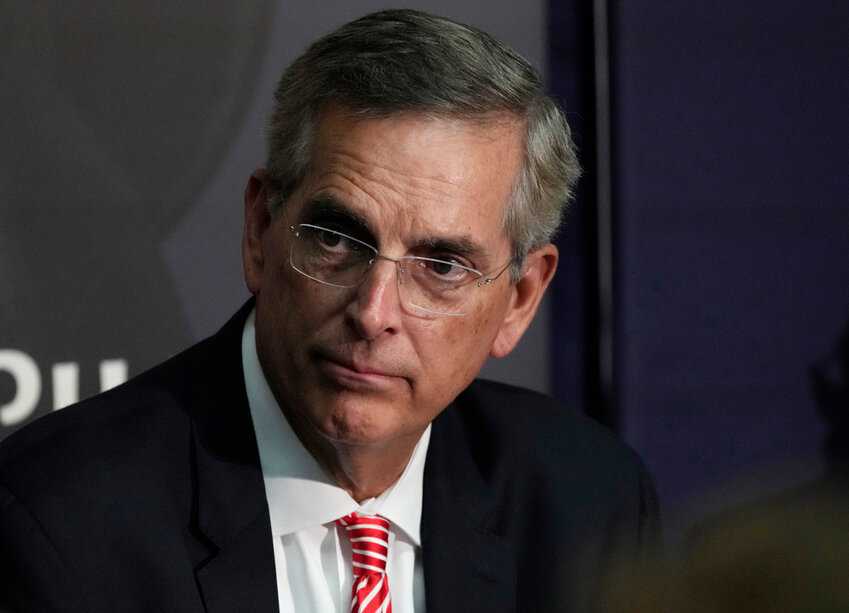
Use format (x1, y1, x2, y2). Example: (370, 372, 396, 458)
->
(489, 244, 558, 358)
(242, 168, 274, 295)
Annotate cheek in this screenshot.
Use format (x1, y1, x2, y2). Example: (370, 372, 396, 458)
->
(461, 293, 513, 361)
(256, 272, 312, 356)
(262, 255, 343, 321)
(416, 310, 502, 388)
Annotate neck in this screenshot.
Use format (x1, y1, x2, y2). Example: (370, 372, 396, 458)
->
(321, 439, 418, 502)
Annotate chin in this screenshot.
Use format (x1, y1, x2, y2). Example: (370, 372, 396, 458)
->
(315, 397, 413, 448)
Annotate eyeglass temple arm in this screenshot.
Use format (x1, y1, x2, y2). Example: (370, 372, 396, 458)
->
(477, 262, 512, 287)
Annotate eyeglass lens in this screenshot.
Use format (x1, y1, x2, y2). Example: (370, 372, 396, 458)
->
(290, 224, 483, 315)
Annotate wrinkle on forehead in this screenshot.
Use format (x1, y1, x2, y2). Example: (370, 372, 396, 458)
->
(315, 156, 466, 223)
(315, 103, 522, 182)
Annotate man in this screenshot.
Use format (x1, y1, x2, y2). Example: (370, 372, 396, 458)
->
(0, 9, 660, 612)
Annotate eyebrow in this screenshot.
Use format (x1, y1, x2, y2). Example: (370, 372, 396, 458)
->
(299, 197, 378, 245)
(301, 197, 372, 232)
(414, 235, 485, 260)
(300, 195, 489, 261)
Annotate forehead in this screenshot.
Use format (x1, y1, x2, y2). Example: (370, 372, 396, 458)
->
(289, 106, 523, 249)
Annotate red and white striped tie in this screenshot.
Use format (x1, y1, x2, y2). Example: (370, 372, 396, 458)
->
(336, 513, 392, 613)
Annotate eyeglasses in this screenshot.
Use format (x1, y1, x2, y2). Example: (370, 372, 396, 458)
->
(288, 224, 510, 316)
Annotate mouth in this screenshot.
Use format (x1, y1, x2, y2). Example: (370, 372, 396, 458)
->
(314, 351, 403, 390)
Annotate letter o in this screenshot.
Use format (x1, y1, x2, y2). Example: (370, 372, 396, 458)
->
(0, 349, 42, 426)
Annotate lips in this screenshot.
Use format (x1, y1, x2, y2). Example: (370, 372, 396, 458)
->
(313, 349, 404, 389)
(329, 355, 393, 377)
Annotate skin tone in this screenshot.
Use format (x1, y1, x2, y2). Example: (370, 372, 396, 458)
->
(242, 104, 558, 502)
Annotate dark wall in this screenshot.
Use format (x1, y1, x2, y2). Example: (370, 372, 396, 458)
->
(548, 0, 849, 534)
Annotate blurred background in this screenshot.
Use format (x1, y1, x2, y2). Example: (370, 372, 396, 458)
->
(2, 0, 848, 546)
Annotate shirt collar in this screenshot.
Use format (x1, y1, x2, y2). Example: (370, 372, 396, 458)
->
(241, 308, 429, 544)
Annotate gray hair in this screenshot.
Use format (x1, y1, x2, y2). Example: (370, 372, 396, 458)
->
(266, 9, 580, 280)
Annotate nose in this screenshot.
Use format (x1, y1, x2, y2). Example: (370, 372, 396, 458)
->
(345, 256, 403, 340)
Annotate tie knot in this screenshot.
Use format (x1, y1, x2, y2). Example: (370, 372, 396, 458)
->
(336, 513, 390, 575)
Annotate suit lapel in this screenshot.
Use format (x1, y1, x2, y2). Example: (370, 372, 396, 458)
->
(182, 303, 279, 612)
(193, 422, 278, 613)
(422, 405, 517, 612)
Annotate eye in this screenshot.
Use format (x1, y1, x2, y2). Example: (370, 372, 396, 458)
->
(302, 224, 365, 255)
(315, 227, 345, 249)
(410, 256, 479, 285)
(430, 259, 460, 276)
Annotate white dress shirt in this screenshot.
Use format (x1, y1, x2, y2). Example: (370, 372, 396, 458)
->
(242, 310, 429, 612)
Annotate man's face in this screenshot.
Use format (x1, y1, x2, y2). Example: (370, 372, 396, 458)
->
(244, 106, 540, 452)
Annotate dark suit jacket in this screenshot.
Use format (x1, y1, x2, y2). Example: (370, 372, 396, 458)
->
(0, 304, 660, 612)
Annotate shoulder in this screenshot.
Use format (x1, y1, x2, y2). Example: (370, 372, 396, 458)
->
(443, 378, 645, 474)
(432, 378, 659, 530)
(0, 357, 193, 512)
(0, 308, 246, 516)
(0, 359, 197, 605)
(429, 379, 662, 603)
(0, 303, 249, 482)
